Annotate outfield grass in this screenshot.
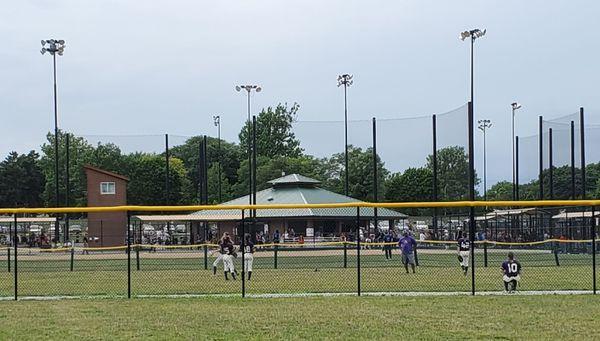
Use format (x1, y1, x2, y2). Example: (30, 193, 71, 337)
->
(0, 295, 598, 340)
(0, 249, 595, 297)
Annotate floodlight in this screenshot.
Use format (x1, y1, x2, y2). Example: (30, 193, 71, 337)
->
(460, 31, 470, 41)
(256, 86, 262, 93)
(58, 40, 65, 45)
(511, 102, 522, 110)
(41, 40, 46, 46)
(40, 48, 46, 55)
(235, 85, 241, 92)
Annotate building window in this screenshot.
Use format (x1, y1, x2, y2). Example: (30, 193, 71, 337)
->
(100, 182, 116, 195)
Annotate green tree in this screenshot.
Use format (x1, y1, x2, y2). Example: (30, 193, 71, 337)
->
(0, 151, 45, 207)
(321, 145, 388, 201)
(207, 162, 233, 203)
(122, 153, 192, 205)
(426, 146, 479, 200)
(485, 181, 512, 201)
(238, 103, 303, 159)
(170, 136, 241, 202)
(385, 167, 432, 215)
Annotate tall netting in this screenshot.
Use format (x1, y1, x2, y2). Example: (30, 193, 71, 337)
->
(518, 134, 540, 199)
(542, 113, 581, 199)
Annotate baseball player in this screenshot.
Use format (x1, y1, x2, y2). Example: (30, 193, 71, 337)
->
(398, 230, 417, 274)
(243, 233, 255, 280)
(212, 232, 229, 276)
(222, 236, 237, 280)
(456, 230, 470, 276)
(501, 251, 522, 293)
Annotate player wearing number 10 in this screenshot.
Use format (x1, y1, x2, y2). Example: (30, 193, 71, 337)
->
(502, 252, 522, 293)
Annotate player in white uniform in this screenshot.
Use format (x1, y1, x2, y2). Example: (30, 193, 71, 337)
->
(212, 232, 229, 276)
(243, 233, 255, 280)
(222, 236, 237, 280)
(457, 231, 470, 276)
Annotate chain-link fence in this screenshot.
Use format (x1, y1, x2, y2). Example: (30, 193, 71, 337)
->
(0, 204, 597, 300)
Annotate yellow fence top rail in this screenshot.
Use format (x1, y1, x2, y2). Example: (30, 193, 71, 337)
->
(0, 200, 599, 214)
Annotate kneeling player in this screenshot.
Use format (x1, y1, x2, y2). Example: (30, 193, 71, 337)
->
(501, 251, 522, 293)
(457, 231, 470, 276)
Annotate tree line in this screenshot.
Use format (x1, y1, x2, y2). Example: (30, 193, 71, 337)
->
(1, 102, 598, 211)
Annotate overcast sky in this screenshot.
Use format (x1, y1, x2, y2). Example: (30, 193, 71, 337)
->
(1, 0, 598, 188)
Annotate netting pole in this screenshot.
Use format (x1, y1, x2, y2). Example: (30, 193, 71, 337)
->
(516, 136, 520, 200)
(198, 138, 204, 203)
(432, 114, 438, 233)
(372, 117, 378, 237)
(127, 212, 131, 299)
(483, 241, 488, 267)
(65, 133, 70, 245)
(549, 128, 554, 199)
(571, 121, 576, 200)
(356, 206, 361, 296)
(13, 214, 17, 301)
(252, 116, 257, 223)
(203, 135, 209, 204)
(165, 133, 170, 205)
(274, 243, 278, 269)
(100, 220, 104, 247)
(539, 116, 544, 200)
(580, 108, 586, 199)
(344, 83, 349, 196)
(468, 101, 476, 296)
(7, 246, 10, 273)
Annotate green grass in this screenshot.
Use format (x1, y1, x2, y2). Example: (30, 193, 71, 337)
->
(0, 249, 595, 297)
(0, 295, 598, 340)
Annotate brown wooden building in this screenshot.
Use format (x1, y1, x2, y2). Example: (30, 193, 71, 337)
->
(84, 165, 129, 246)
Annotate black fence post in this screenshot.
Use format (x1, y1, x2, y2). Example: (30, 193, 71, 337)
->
(356, 206, 361, 296)
(549, 128, 554, 200)
(165, 133, 170, 206)
(432, 114, 438, 235)
(467, 101, 476, 296)
(7, 248, 10, 273)
(127, 212, 131, 299)
(343, 241, 347, 268)
(241, 209, 246, 298)
(592, 205, 596, 294)
(136, 245, 140, 271)
(372, 117, 378, 237)
(203, 244, 208, 270)
(70, 247, 74, 271)
(483, 241, 488, 267)
(554, 241, 561, 266)
(13, 214, 18, 301)
(539, 116, 544, 200)
(516, 136, 520, 200)
(274, 244, 278, 269)
(580, 108, 585, 199)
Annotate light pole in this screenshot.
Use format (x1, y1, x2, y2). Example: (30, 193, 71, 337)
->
(460, 29, 486, 106)
(41, 39, 65, 244)
(337, 74, 353, 196)
(478, 119, 492, 201)
(213, 115, 222, 203)
(235, 85, 261, 206)
(511, 102, 522, 200)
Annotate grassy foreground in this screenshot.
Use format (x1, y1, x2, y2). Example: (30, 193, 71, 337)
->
(0, 295, 598, 340)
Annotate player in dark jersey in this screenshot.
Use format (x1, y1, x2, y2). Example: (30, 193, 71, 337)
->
(501, 251, 522, 293)
(222, 235, 237, 280)
(456, 231, 470, 276)
(213, 232, 229, 275)
(243, 233, 255, 280)
(383, 231, 394, 260)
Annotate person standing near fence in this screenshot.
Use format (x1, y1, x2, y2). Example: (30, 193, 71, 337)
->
(399, 230, 417, 274)
(457, 231, 470, 276)
(222, 234, 237, 280)
(213, 232, 229, 276)
(383, 231, 393, 260)
(243, 233, 254, 280)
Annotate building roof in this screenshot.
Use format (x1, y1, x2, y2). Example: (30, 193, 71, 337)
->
(84, 165, 130, 181)
(188, 174, 407, 221)
(475, 208, 550, 221)
(268, 174, 321, 186)
(0, 217, 57, 223)
(552, 211, 600, 219)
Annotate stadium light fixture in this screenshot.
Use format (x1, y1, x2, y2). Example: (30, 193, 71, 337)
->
(337, 74, 353, 196)
(460, 28, 486, 106)
(478, 119, 492, 201)
(41, 38, 66, 243)
(511, 102, 522, 200)
(235, 84, 261, 207)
